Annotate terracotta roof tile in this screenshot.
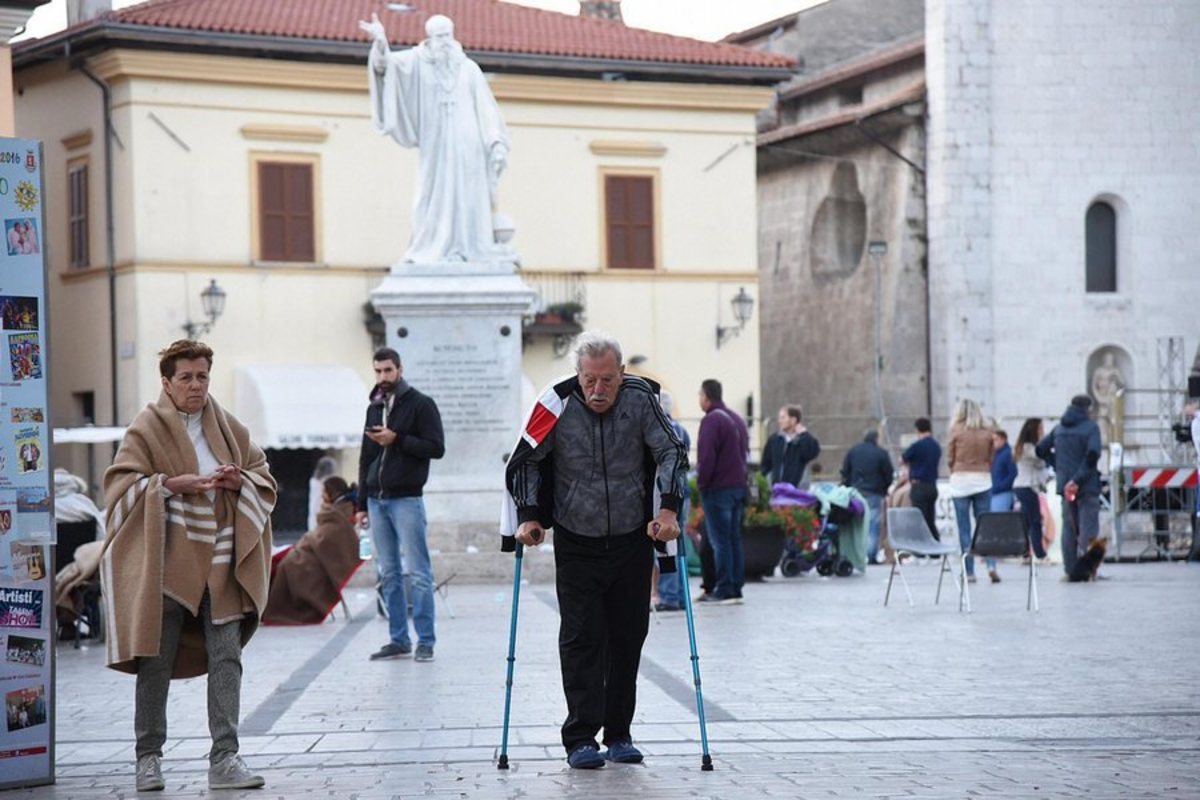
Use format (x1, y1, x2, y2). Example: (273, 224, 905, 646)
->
(104, 0, 795, 69)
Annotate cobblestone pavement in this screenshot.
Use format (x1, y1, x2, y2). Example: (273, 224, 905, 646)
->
(11, 560, 1200, 798)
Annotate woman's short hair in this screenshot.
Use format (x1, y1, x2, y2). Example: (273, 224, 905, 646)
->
(158, 340, 213, 379)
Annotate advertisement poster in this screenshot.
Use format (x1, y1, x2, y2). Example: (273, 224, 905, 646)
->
(0, 139, 53, 788)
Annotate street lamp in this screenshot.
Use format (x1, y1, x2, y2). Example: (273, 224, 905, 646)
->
(716, 286, 755, 349)
(182, 279, 227, 339)
(867, 241, 887, 436)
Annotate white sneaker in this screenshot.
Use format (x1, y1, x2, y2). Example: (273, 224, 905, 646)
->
(208, 754, 264, 790)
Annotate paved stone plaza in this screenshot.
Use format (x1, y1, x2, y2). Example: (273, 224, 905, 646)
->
(13, 560, 1200, 798)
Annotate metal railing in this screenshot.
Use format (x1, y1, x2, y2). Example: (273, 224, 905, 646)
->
(520, 270, 587, 316)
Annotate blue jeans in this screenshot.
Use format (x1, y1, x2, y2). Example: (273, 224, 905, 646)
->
(1013, 487, 1047, 558)
(700, 487, 746, 599)
(953, 489, 993, 576)
(655, 497, 688, 607)
(368, 496, 435, 648)
(863, 492, 883, 564)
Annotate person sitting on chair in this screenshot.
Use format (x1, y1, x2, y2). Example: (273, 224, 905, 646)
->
(263, 477, 363, 625)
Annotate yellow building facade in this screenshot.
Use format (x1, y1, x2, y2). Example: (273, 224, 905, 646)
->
(14, 8, 786, 525)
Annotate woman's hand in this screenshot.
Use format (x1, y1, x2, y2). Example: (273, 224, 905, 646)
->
(211, 465, 242, 491)
(164, 474, 216, 496)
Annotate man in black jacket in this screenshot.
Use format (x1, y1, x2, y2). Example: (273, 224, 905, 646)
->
(760, 405, 820, 487)
(841, 430, 894, 564)
(1036, 395, 1103, 577)
(356, 347, 445, 662)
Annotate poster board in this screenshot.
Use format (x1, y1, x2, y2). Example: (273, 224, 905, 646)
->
(0, 140, 53, 788)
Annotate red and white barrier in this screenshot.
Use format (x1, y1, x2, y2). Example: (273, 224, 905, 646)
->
(1126, 467, 1199, 489)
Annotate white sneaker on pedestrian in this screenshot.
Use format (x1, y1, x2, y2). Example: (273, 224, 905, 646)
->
(135, 754, 164, 792)
(208, 754, 264, 790)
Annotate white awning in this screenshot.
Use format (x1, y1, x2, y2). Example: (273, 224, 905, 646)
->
(234, 365, 369, 450)
(53, 426, 127, 444)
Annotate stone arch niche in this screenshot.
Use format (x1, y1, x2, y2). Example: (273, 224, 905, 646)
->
(809, 162, 867, 279)
(1086, 344, 1134, 428)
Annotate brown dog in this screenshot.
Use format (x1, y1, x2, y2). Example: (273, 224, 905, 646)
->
(1068, 538, 1107, 582)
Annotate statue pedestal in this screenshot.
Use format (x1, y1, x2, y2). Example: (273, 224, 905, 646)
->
(370, 262, 535, 552)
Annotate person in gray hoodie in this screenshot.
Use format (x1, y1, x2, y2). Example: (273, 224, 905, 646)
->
(1036, 395, 1103, 576)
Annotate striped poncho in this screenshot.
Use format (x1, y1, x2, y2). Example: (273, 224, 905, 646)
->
(101, 392, 276, 678)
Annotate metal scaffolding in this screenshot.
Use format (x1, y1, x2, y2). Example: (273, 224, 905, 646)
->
(1157, 336, 1186, 462)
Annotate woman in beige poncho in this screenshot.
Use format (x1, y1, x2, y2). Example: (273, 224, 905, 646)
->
(102, 340, 275, 792)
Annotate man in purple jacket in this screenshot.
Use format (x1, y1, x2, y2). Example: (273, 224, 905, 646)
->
(696, 379, 750, 604)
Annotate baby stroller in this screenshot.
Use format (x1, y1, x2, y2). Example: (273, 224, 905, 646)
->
(769, 483, 857, 578)
(780, 504, 856, 577)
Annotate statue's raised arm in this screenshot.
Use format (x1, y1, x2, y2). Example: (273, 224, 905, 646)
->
(364, 14, 512, 266)
(358, 12, 391, 74)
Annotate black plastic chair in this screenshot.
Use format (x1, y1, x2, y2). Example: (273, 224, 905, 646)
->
(959, 511, 1039, 613)
(884, 507, 963, 607)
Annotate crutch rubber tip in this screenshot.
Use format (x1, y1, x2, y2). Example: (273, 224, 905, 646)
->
(497, 755, 509, 770)
(701, 755, 713, 771)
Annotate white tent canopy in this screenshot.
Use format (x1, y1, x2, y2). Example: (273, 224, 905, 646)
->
(52, 426, 127, 444)
(234, 364, 369, 450)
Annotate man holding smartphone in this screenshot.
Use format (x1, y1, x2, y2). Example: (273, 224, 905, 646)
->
(356, 347, 445, 662)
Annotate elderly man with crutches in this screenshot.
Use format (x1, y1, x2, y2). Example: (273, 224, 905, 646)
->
(499, 332, 710, 769)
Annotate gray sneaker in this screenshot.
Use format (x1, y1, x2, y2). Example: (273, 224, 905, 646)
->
(369, 642, 412, 660)
(209, 754, 264, 790)
(414, 644, 435, 662)
(135, 754, 164, 792)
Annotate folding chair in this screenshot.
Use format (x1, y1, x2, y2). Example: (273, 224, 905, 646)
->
(884, 507, 963, 607)
(959, 511, 1038, 613)
(375, 572, 458, 620)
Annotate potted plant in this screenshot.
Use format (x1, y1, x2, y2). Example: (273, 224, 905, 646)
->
(687, 474, 821, 579)
(545, 301, 584, 324)
(739, 474, 825, 582)
(772, 504, 822, 555)
(742, 504, 787, 581)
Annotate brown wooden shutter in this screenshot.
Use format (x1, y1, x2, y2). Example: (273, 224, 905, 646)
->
(258, 162, 315, 262)
(605, 175, 654, 269)
(68, 164, 89, 268)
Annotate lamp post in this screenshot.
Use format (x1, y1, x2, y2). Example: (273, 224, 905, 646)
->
(182, 279, 227, 339)
(716, 286, 755, 349)
(867, 241, 887, 435)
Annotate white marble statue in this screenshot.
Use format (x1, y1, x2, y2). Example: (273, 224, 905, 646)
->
(361, 13, 510, 264)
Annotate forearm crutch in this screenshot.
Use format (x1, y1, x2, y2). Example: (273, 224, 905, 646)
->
(676, 534, 714, 771)
(497, 542, 524, 770)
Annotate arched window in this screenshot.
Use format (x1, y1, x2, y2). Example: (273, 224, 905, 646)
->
(1085, 201, 1117, 293)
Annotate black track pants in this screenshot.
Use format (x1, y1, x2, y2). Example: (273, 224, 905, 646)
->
(554, 526, 653, 752)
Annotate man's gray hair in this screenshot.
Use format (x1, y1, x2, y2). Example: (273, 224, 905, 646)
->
(571, 331, 623, 372)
